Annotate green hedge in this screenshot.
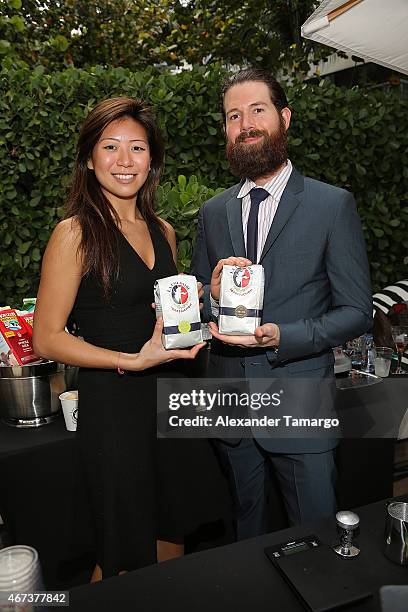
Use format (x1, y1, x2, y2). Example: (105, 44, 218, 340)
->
(1, 61, 407, 305)
(156, 175, 224, 272)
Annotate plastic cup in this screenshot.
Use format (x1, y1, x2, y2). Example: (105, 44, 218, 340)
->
(0, 545, 43, 611)
(59, 390, 78, 431)
(374, 347, 393, 377)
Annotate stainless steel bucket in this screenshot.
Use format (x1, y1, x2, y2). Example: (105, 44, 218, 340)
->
(384, 501, 408, 565)
(64, 364, 78, 392)
(0, 361, 74, 428)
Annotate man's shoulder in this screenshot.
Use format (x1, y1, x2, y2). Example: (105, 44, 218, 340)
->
(203, 182, 242, 211)
(302, 174, 352, 201)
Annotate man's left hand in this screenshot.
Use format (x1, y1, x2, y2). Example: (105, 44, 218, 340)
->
(208, 322, 280, 348)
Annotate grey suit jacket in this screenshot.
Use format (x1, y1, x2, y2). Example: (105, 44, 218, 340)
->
(191, 167, 372, 453)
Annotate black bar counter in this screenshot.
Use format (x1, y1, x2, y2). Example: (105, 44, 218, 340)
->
(69, 496, 408, 612)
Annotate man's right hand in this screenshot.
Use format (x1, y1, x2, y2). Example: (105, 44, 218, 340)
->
(210, 256, 252, 301)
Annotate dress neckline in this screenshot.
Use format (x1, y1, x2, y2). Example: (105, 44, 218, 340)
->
(118, 226, 156, 272)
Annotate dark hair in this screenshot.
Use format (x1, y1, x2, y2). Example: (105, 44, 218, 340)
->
(65, 97, 165, 295)
(221, 68, 288, 123)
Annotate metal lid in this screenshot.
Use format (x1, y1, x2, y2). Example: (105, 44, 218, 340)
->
(0, 360, 64, 379)
(336, 510, 360, 529)
(388, 502, 408, 522)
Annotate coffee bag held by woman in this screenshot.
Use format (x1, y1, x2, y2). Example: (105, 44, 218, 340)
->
(33, 97, 229, 580)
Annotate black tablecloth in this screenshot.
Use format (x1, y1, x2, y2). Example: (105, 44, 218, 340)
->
(0, 416, 95, 588)
(69, 496, 408, 612)
(1, 376, 407, 590)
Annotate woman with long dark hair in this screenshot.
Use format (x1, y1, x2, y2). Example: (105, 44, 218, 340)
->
(33, 97, 228, 580)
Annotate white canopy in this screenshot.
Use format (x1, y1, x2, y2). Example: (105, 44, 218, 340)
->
(301, 0, 408, 76)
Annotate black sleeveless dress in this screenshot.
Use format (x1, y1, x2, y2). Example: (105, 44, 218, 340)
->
(70, 223, 228, 577)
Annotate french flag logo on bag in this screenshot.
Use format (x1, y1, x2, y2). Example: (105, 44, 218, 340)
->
(233, 267, 251, 289)
(171, 284, 189, 305)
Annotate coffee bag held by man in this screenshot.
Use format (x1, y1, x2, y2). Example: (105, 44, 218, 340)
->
(219, 265, 264, 335)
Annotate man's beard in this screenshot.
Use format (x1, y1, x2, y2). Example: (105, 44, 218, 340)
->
(226, 120, 288, 181)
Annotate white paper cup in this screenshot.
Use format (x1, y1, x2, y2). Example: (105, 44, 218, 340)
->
(59, 390, 78, 431)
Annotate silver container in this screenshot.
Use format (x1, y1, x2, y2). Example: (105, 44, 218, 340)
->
(0, 361, 75, 428)
(384, 501, 408, 565)
(64, 364, 78, 391)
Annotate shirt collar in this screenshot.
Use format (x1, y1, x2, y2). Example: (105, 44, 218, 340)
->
(237, 159, 293, 200)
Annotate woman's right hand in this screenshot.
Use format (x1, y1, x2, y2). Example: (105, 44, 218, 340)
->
(210, 256, 252, 301)
(128, 317, 206, 371)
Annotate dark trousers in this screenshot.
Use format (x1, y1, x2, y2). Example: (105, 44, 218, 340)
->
(218, 437, 337, 540)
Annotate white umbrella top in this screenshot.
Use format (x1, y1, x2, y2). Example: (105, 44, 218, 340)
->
(302, 0, 408, 76)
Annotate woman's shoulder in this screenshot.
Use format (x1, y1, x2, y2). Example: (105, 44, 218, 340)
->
(156, 217, 175, 242)
(45, 217, 82, 260)
(157, 217, 174, 235)
(51, 217, 82, 244)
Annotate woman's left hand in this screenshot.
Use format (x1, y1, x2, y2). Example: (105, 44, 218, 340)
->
(129, 317, 206, 371)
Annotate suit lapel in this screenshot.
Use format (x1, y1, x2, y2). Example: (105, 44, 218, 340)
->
(226, 183, 246, 257)
(259, 168, 304, 263)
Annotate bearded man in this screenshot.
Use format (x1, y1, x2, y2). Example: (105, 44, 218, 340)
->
(191, 68, 372, 539)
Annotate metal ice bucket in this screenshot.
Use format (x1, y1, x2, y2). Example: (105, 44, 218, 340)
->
(384, 501, 408, 566)
(0, 361, 78, 428)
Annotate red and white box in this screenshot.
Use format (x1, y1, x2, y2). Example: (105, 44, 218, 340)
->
(0, 309, 39, 365)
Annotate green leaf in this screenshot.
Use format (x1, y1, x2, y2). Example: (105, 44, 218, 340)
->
(32, 65, 45, 77)
(0, 40, 11, 55)
(31, 248, 41, 262)
(50, 35, 69, 52)
(183, 207, 200, 217)
(167, 190, 181, 207)
(355, 163, 366, 176)
(176, 227, 190, 239)
(9, 15, 25, 32)
(17, 241, 32, 255)
(8, 0, 22, 8)
(177, 175, 186, 190)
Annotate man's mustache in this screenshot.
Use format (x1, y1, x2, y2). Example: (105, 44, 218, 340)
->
(235, 129, 266, 144)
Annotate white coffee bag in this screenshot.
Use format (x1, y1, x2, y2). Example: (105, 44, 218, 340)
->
(218, 265, 265, 335)
(154, 274, 203, 349)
